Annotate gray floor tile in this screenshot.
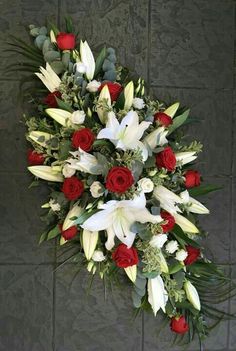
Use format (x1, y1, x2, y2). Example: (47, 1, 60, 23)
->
(0, 173, 55, 263)
(150, 0, 235, 88)
(54, 265, 142, 351)
(0, 265, 53, 351)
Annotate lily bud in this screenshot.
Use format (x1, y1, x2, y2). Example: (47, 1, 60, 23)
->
(124, 81, 134, 110)
(124, 265, 137, 283)
(28, 165, 63, 182)
(28, 131, 53, 148)
(164, 102, 180, 118)
(184, 280, 201, 311)
(97, 85, 111, 124)
(45, 108, 72, 127)
(82, 229, 99, 260)
(80, 40, 95, 80)
(63, 205, 83, 231)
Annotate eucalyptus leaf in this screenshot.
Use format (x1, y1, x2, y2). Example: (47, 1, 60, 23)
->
(94, 47, 107, 77)
(44, 50, 61, 62)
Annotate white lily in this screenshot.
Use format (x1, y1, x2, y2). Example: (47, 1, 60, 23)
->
(97, 110, 151, 161)
(80, 40, 95, 80)
(28, 166, 63, 182)
(124, 81, 134, 110)
(66, 148, 102, 175)
(144, 126, 168, 149)
(28, 131, 54, 148)
(180, 190, 209, 214)
(97, 85, 111, 124)
(35, 63, 61, 92)
(45, 108, 72, 127)
(148, 275, 168, 316)
(175, 151, 197, 166)
(184, 280, 201, 311)
(153, 185, 182, 214)
(63, 205, 83, 231)
(82, 229, 99, 260)
(159, 250, 169, 273)
(81, 192, 162, 250)
(164, 102, 180, 118)
(124, 265, 137, 283)
(173, 213, 199, 233)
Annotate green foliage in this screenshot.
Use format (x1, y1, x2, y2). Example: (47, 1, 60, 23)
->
(189, 184, 222, 197)
(168, 109, 190, 135)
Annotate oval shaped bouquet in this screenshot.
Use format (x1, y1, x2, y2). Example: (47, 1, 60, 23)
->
(12, 18, 234, 347)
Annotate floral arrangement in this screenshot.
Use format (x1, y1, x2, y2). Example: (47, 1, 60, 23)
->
(10, 17, 235, 347)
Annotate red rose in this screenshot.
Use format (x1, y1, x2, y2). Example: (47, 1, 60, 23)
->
(154, 112, 173, 127)
(184, 245, 200, 265)
(62, 176, 84, 200)
(156, 146, 176, 171)
(27, 149, 45, 165)
(72, 128, 95, 151)
(184, 170, 201, 188)
(112, 244, 139, 268)
(160, 211, 175, 233)
(170, 316, 189, 334)
(61, 225, 78, 240)
(56, 32, 76, 50)
(43, 91, 61, 108)
(99, 82, 123, 102)
(106, 166, 134, 193)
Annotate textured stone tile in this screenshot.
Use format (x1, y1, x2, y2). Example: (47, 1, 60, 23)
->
(0, 173, 55, 263)
(60, 0, 149, 80)
(0, 265, 53, 351)
(229, 262, 236, 350)
(150, 0, 234, 88)
(0, 0, 58, 76)
(55, 265, 142, 351)
(150, 87, 233, 176)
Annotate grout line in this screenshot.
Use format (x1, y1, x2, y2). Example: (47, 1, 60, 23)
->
(57, 0, 61, 28)
(146, 0, 152, 95)
(227, 1, 236, 348)
(150, 84, 234, 92)
(0, 262, 55, 266)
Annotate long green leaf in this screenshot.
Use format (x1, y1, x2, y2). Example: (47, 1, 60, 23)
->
(189, 184, 222, 197)
(168, 109, 190, 135)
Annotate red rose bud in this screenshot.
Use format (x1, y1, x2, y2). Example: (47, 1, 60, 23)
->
(62, 176, 84, 200)
(160, 211, 175, 233)
(72, 128, 95, 152)
(56, 32, 76, 50)
(184, 170, 201, 188)
(99, 82, 123, 102)
(62, 225, 78, 240)
(27, 149, 45, 165)
(154, 112, 173, 127)
(43, 91, 61, 108)
(184, 245, 200, 265)
(106, 166, 134, 193)
(112, 244, 139, 268)
(170, 316, 189, 334)
(156, 146, 176, 171)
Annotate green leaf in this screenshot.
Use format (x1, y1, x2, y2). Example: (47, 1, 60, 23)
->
(169, 262, 184, 274)
(47, 225, 61, 240)
(58, 139, 72, 160)
(189, 184, 222, 197)
(39, 231, 48, 244)
(94, 47, 107, 77)
(142, 271, 159, 279)
(168, 109, 190, 135)
(171, 224, 201, 248)
(55, 97, 74, 112)
(65, 16, 74, 33)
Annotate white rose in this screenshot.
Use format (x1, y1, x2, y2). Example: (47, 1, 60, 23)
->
(165, 240, 179, 254)
(138, 177, 154, 193)
(62, 164, 76, 178)
(149, 234, 167, 249)
(90, 181, 104, 198)
(132, 97, 145, 110)
(71, 110, 86, 124)
(86, 80, 101, 93)
(49, 199, 61, 212)
(92, 250, 106, 262)
(75, 62, 87, 74)
(175, 249, 188, 261)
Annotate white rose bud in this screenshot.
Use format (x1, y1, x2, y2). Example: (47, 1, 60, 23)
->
(90, 181, 104, 198)
(62, 164, 76, 178)
(132, 97, 145, 110)
(86, 80, 101, 93)
(71, 110, 86, 124)
(149, 234, 167, 249)
(165, 240, 179, 254)
(75, 62, 87, 74)
(175, 249, 188, 262)
(92, 250, 106, 262)
(138, 177, 154, 193)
